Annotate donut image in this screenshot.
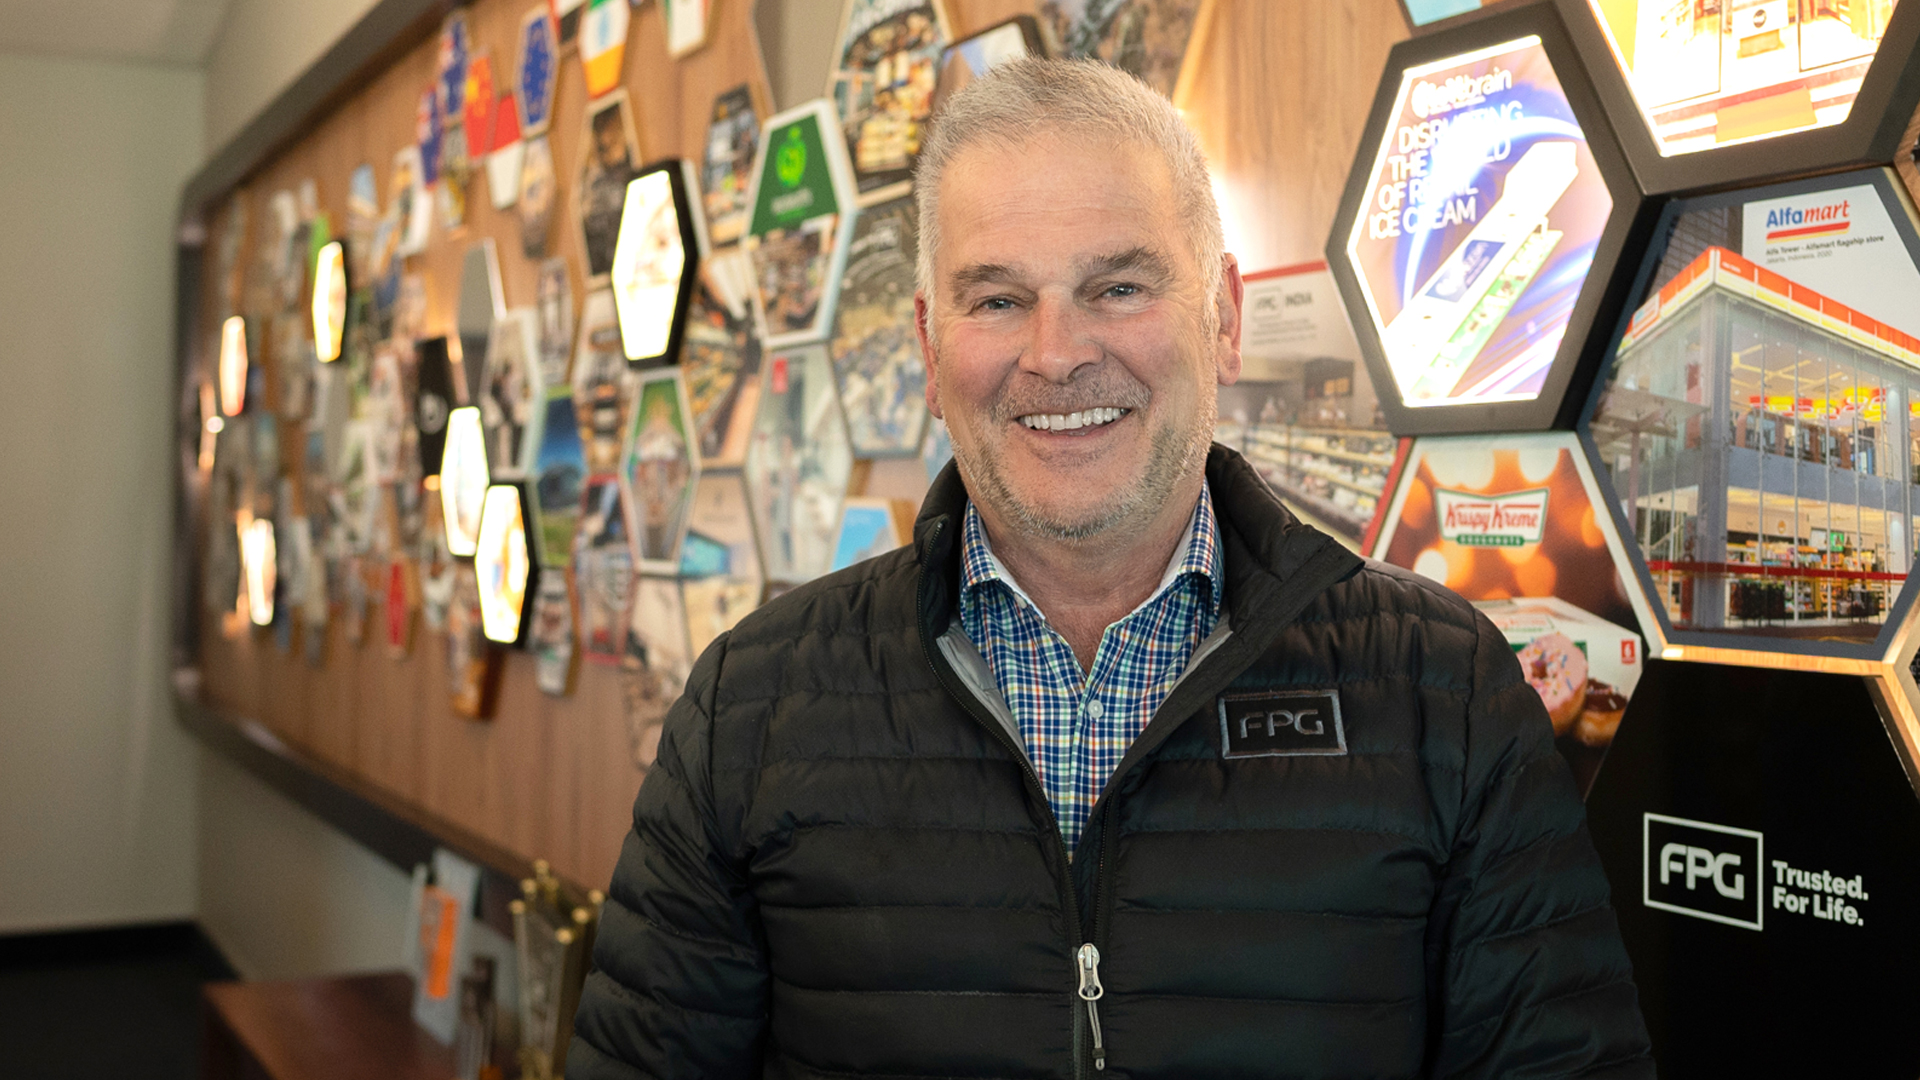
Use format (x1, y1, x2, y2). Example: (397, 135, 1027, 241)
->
(1516, 631, 1588, 736)
(1576, 680, 1628, 747)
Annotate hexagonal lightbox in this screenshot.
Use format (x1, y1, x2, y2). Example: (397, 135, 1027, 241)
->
(440, 405, 491, 557)
(475, 481, 539, 645)
(610, 159, 708, 367)
(1582, 165, 1920, 663)
(1326, 3, 1648, 435)
(1558, 0, 1920, 194)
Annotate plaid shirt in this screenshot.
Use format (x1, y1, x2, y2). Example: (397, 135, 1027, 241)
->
(958, 486, 1222, 850)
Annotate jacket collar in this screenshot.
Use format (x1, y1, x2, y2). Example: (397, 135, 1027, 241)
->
(913, 443, 1363, 638)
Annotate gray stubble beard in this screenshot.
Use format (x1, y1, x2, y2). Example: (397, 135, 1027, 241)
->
(950, 386, 1216, 545)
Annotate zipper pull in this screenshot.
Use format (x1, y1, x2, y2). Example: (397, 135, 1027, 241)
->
(1076, 943, 1106, 1070)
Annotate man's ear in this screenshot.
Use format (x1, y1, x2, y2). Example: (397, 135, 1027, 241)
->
(915, 291, 943, 419)
(1215, 253, 1245, 387)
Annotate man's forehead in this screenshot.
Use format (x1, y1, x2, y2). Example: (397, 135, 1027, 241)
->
(946, 246, 1177, 290)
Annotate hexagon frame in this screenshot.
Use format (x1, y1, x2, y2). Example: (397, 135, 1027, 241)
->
(1554, 0, 1920, 197)
(619, 366, 700, 575)
(610, 158, 708, 368)
(1324, 0, 1655, 437)
(440, 404, 492, 558)
(457, 238, 506, 405)
(1576, 166, 1920, 664)
(742, 343, 856, 586)
(475, 480, 539, 647)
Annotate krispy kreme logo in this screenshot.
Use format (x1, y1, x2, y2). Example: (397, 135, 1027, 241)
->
(1435, 487, 1549, 547)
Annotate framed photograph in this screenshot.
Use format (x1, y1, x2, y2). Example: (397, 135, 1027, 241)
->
(664, 0, 714, 58)
(462, 50, 495, 164)
(573, 472, 633, 663)
(679, 473, 764, 657)
(516, 4, 560, 137)
(457, 239, 506, 405)
(440, 405, 492, 558)
(536, 257, 574, 385)
(529, 569, 577, 695)
(610, 159, 707, 366)
(481, 307, 544, 479)
(828, 194, 926, 456)
(552, 0, 586, 49)
(417, 85, 444, 188)
(930, 15, 1051, 116)
(1039, 0, 1219, 103)
(347, 164, 380, 280)
(415, 337, 458, 478)
(390, 146, 433, 258)
(530, 386, 586, 569)
(619, 368, 699, 575)
(743, 100, 859, 349)
(519, 134, 557, 258)
(420, 530, 458, 630)
(576, 90, 642, 283)
(571, 288, 631, 473)
(742, 344, 855, 585)
(476, 481, 539, 646)
(827, 0, 952, 201)
(682, 247, 763, 469)
(578, 0, 630, 99)
(384, 556, 418, 658)
(829, 496, 914, 571)
(701, 86, 760, 248)
(621, 576, 693, 773)
(487, 92, 524, 211)
(338, 420, 379, 555)
(445, 564, 502, 718)
(366, 342, 409, 484)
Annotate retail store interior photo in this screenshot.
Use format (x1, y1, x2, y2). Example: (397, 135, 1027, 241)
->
(3, 0, 1920, 1075)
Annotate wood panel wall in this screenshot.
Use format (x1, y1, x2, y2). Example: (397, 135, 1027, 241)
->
(192, 0, 1409, 892)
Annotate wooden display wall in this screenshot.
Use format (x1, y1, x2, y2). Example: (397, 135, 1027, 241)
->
(187, 0, 1409, 892)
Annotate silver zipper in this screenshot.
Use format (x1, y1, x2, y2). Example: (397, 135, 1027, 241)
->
(1076, 943, 1106, 1071)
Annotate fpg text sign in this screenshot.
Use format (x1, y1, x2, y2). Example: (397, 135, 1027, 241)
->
(1644, 813, 1764, 931)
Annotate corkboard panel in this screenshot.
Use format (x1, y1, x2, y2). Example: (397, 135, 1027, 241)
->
(191, 0, 1408, 893)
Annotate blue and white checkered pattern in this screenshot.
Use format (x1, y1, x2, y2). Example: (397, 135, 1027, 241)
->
(958, 487, 1222, 851)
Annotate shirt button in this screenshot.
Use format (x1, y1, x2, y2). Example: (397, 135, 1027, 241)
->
(1086, 700, 1104, 719)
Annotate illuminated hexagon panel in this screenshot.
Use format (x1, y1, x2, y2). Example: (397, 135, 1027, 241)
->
(440, 405, 491, 557)
(1565, 0, 1920, 193)
(610, 159, 707, 366)
(475, 481, 538, 646)
(1583, 166, 1920, 662)
(1327, 4, 1643, 436)
(313, 241, 347, 363)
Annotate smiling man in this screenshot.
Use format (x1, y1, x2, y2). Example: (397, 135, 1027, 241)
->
(569, 59, 1653, 1079)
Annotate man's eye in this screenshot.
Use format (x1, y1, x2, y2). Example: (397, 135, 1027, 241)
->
(1104, 283, 1141, 299)
(976, 297, 1016, 312)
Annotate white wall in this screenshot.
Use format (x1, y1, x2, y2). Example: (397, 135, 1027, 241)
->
(0, 51, 205, 934)
(202, 0, 382, 153)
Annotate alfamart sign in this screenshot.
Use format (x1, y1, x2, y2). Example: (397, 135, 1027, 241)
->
(1435, 487, 1548, 546)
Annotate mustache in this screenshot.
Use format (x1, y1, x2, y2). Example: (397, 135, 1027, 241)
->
(988, 371, 1151, 422)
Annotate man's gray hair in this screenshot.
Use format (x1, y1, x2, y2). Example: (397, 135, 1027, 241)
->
(914, 57, 1225, 326)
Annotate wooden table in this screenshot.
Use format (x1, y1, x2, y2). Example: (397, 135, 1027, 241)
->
(202, 971, 458, 1080)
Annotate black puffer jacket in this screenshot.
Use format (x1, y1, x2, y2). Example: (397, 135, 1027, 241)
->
(570, 445, 1653, 1078)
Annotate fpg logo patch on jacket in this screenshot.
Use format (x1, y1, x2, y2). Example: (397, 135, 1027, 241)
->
(1217, 689, 1346, 758)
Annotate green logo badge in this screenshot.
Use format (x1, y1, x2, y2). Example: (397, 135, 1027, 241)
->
(775, 126, 807, 188)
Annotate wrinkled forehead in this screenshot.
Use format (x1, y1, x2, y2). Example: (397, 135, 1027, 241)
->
(932, 130, 1187, 274)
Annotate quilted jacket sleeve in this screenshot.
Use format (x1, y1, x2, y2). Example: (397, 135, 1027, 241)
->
(1427, 613, 1655, 1079)
(567, 638, 769, 1079)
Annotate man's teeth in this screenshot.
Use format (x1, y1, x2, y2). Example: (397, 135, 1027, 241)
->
(1019, 407, 1126, 431)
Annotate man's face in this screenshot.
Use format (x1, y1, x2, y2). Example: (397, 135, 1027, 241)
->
(917, 132, 1241, 542)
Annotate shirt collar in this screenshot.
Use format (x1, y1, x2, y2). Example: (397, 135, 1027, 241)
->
(960, 483, 1222, 619)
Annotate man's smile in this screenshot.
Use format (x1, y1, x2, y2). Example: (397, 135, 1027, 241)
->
(1015, 406, 1130, 432)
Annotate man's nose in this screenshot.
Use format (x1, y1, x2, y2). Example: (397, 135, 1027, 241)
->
(1020, 292, 1100, 384)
